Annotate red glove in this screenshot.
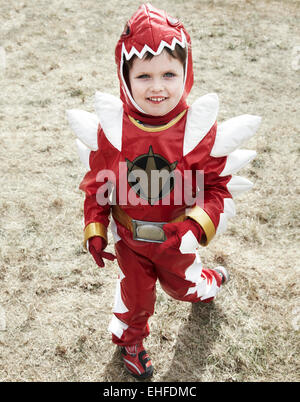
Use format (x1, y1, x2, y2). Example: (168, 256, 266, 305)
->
(88, 236, 116, 267)
(161, 219, 204, 250)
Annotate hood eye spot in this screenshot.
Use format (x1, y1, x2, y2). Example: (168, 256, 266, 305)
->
(122, 23, 131, 37)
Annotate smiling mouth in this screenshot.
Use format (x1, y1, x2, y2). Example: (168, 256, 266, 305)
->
(147, 97, 168, 103)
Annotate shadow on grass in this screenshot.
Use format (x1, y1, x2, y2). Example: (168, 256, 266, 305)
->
(160, 301, 227, 381)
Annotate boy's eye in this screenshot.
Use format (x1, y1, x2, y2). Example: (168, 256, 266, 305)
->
(164, 72, 175, 78)
(137, 74, 150, 79)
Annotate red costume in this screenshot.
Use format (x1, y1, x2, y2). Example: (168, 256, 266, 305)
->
(67, 4, 260, 348)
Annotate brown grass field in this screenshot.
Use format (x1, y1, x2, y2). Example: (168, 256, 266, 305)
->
(0, 0, 299, 382)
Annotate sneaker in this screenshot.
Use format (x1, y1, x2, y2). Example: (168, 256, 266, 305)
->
(214, 266, 230, 284)
(120, 343, 153, 379)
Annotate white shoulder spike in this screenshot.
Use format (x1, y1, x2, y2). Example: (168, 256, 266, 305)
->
(216, 213, 228, 235)
(75, 139, 91, 170)
(220, 149, 257, 177)
(216, 198, 236, 235)
(94, 92, 123, 152)
(227, 175, 253, 197)
(211, 115, 261, 157)
(66, 109, 99, 151)
(223, 198, 236, 218)
(183, 93, 219, 156)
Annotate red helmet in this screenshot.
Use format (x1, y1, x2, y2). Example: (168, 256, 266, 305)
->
(115, 3, 194, 125)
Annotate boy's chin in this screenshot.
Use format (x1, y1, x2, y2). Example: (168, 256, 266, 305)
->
(143, 105, 172, 117)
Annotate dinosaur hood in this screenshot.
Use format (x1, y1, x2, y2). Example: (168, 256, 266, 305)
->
(115, 3, 194, 125)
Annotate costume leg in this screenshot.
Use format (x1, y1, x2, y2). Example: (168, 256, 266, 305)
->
(108, 238, 157, 346)
(153, 245, 222, 303)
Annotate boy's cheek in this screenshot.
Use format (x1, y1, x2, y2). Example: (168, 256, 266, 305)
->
(131, 83, 144, 96)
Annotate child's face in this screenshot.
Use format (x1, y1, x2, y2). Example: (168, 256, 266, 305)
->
(128, 50, 184, 117)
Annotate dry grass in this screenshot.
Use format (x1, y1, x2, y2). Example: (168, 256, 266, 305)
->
(0, 0, 299, 382)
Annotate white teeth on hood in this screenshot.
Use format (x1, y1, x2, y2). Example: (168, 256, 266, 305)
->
(122, 30, 187, 61)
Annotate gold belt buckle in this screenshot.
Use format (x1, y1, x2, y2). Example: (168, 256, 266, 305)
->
(132, 219, 167, 243)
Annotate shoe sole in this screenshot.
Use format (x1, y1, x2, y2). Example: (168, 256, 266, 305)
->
(124, 365, 154, 379)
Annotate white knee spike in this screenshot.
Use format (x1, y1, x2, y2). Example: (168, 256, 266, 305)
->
(66, 109, 99, 150)
(94, 92, 123, 152)
(211, 115, 261, 157)
(220, 149, 257, 177)
(183, 93, 219, 156)
(226, 175, 253, 197)
(75, 139, 91, 170)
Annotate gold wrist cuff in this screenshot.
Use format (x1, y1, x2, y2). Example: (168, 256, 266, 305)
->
(186, 206, 216, 246)
(83, 222, 108, 249)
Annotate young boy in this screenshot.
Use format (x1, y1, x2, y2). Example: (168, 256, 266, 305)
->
(67, 3, 260, 379)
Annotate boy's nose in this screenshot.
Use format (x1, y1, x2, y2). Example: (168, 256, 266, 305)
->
(150, 79, 164, 92)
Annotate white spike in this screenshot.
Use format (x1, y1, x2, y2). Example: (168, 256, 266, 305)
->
(201, 276, 220, 301)
(211, 115, 261, 157)
(183, 93, 219, 156)
(179, 230, 199, 254)
(184, 254, 210, 298)
(216, 199, 235, 235)
(110, 217, 121, 243)
(227, 175, 253, 197)
(75, 139, 91, 170)
(113, 268, 129, 314)
(220, 149, 257, 177)
(224, 198, 236, 218)
(94, 92, 123, 151)
(216, 213, 228, 234)
(108, 316, 128, 339)
(216, 198, 235, 234)
(185, 254, 203, 284)
(66, 109, 99, 150)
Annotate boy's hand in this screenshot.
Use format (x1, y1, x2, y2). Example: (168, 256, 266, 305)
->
(88, 236, 116, 267)
(162, 219, 203, 250)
